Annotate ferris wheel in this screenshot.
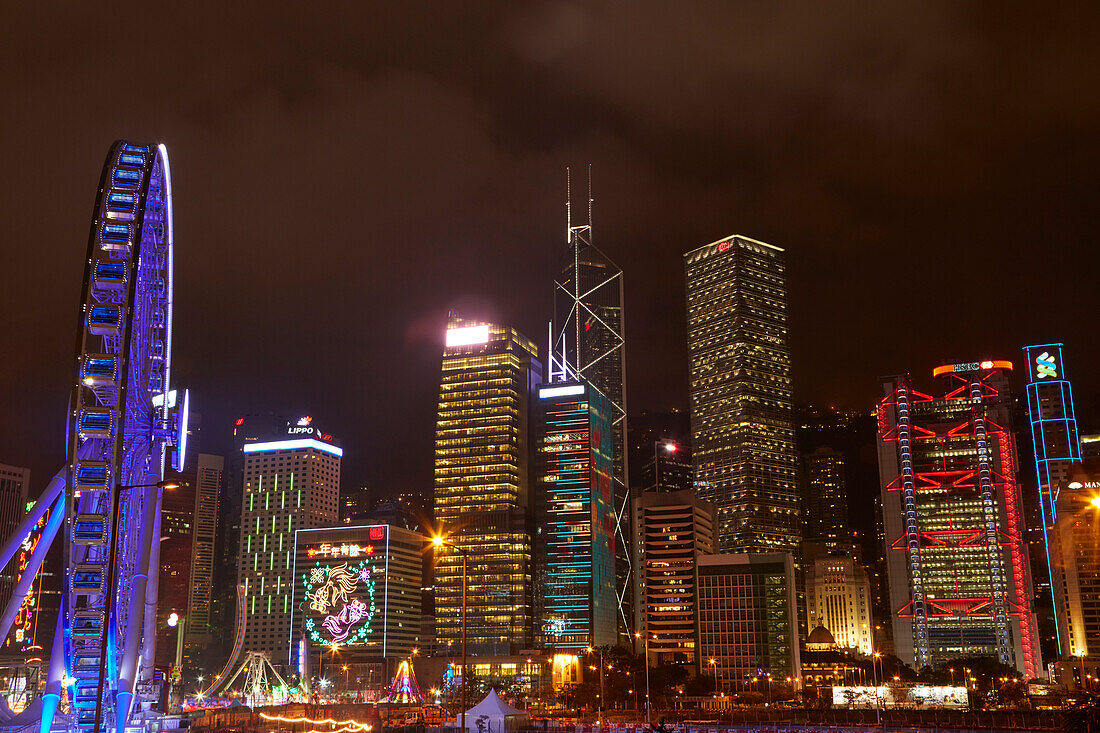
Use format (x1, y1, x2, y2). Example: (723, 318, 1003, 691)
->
(0, 141, 185, 733)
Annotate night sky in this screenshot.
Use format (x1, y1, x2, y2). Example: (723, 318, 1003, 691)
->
(3, 4, 1100, 497)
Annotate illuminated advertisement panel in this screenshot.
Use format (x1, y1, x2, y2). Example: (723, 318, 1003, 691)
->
(833, 685, 969, 709)
(300, 539, 382, 647)
(292, 524, 423, 663)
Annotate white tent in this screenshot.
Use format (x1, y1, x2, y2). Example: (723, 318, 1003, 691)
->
(451, 689, 531, 733)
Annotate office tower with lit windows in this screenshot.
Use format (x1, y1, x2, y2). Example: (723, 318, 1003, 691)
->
(292, 524, 424, 675)
(434, 317, 542, 656)
(552, 191, 633, 641)
(184, 453, 223, 656)
(157, 408, 203, 668)
(534, 382, 617, 650)
(1049, 471, 1100, 670)
(803, 447, 849, 544)
(0, 464, 30, 603)
(341, 485, 373, 524)
(637, 488, 714, 665)
(684, 235, 799, 554)
(1022, 344, 1082, 658)
(214, 413, 288, 659)
(237, 421, 342, 668)
(877, 360, 1041, 678)
(805, 553, 873, 655)
(696, 553, 801, 687)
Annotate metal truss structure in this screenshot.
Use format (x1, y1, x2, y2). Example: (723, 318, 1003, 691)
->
(551, 167, 633, 642)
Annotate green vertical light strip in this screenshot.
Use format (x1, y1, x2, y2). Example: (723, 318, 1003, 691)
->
(285, 552, 290, 570)
(284, 595, 289, 614)
(253, 554, 258, 571)
(281, 491, 285, 510)
(269, 552, 274, 569)
(262, 535, 267, 552)
(260, 577, 265, 595)
(251, 596, 255, 615)
(248, 493, 254, 512)
(246, 536, 251, 553)
(279, 534, 283, 551)
(267, 595, 272, 614)
(265, 492, 270, 511)
(271, 516, 276, 533)
(254, 517, 260, 533)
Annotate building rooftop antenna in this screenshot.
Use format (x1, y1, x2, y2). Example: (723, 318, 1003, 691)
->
(565, 166, 572, 244)
(587, 163, 593, 240)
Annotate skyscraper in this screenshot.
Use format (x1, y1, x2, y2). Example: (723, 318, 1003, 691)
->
(684, 235, 799, 553)
(876, 361, 1041, 677)
(696, 553, 801, 687)
(552, 177, 633, 640)
(185, 454, 223, 658)
(805, 554, 873, 655)
(534, 382, 617, 650)
(1049, 471, 1100, 666)
(636, 488, 714, 665)
(803, 447, 849, 544)
(0, 464, 30, 604)
(237, 421, 342, 668)
(434, 316, 541, 655)
(1023, 343, 1082, 657)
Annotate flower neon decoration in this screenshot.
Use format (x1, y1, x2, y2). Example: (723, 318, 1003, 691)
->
(301, 558, 378, 647)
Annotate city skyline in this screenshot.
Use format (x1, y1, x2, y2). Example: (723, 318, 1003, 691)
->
(4, 6, 1100, 500)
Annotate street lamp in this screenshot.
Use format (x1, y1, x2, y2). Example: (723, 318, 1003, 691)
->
(433, 534, 469, 732)
(94, 478, 179, 733)
(586, 646, 606, 728)
(633, 632, 653, 723)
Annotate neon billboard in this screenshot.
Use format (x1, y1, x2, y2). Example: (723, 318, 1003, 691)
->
(301, 553, 380, 647)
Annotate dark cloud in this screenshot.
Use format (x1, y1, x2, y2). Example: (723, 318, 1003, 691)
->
(3, 3, 1100, 495)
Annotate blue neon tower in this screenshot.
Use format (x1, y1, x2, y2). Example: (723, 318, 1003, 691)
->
(534, 382, 618, 650)
(1023, 343, 1082, 656)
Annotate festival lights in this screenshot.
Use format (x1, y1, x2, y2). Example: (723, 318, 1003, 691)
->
(301, 558, 378, 647)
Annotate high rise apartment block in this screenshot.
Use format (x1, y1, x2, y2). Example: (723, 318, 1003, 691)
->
(684, 235, 799, 554)
(877, 361, 1040, 678)
(434, 317, 541, 656)
(237, 422, 342, 667)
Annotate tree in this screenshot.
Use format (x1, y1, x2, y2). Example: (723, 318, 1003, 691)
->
(682, 674, 715, 697)
(1063, 692, 1100, 733)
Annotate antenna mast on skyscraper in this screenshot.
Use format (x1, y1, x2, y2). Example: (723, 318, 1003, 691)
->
(565, 166, 572, 244)
(587, 163, 593, 238)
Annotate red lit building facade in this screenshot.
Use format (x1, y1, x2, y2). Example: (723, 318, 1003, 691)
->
(876, 361, 1041, 678)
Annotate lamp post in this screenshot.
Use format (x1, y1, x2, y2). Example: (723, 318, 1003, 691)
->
(93, 479, 179, 733)
(586, 646, 606, 728)
(433, 535, 469, 732)
(871, 652, 882, 725)
(634, 632, 653, 724)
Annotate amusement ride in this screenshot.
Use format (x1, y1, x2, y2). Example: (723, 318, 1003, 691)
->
(0, 141, 186, 733)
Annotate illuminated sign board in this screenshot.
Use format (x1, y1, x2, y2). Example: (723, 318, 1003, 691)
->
(300, 549, 381, 647)
(1035, 351, 1058, 379)
(932, 360, 1013, 378)
(833, 685, 968, 709)
(445, 324, 490, 347)
(243, 438, 343, 457)
(539, 384, 585, 399)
